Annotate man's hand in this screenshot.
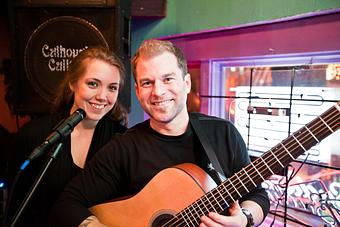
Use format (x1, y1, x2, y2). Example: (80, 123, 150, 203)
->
(199, 202, 248, 227)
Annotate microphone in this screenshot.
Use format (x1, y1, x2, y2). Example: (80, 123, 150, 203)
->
(27, 108, 86, 161)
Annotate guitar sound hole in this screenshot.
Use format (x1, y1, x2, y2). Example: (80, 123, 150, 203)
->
(151, 213, 174, 227)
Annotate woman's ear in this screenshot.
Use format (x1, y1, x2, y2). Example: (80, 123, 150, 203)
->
(69, 82, 74, 91)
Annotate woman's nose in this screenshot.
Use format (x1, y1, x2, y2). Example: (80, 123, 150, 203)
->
(95, 88, 107, 100)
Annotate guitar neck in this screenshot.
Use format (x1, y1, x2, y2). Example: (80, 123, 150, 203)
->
(167, 102, 340, 226)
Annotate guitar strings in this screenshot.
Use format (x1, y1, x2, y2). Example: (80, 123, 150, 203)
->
(218, 106, 339, 217)
(218, 106, 339, 216)
(165, 104, 339, 227)
(177, 108, 338, 226)
(167, 106, 339, 226)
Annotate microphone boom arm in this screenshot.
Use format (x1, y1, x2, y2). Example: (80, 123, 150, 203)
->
(28, 108, 86, 161)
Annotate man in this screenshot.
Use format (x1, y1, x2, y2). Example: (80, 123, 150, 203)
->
(50, 39, 269, 226)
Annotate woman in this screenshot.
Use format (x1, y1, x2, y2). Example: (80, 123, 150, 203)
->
(5, 47, 128, 227)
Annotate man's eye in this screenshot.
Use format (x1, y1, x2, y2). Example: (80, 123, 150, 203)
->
(141, 81, 151, 87)
(165, 77, 174, 83)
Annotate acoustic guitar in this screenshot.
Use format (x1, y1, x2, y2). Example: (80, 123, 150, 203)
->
(90, 102, 340, 227)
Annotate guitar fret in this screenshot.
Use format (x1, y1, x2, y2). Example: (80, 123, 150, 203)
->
(221, 182, 235, 202)
(242, 168, 257, 187)
(187, 205, 199, 225)
(216, 187, 228, 208)
(200, 197, 210, 214)
(250, 162, 265, 181)
(179, 211, 189, 226)
(210, 192, 223, 211)
(270, 150, 284, 168)
(191, 202, 201, 222)
(292, 134, 307, 152)
(280, 142, 294, 160)
(235, 173, 249, 193)
(318, 116, 334, 132)
(228, 178, 242, 197)
(183, 208, 194, 226)
(206, 193, 218, 212)
(304, 126, 319, 143)
(191, 212, 199, 225)
(260, 156, 274, 175)
(195, 200, 204, 216)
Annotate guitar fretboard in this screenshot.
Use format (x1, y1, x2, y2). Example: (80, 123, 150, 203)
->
(165, 102, 340, 227)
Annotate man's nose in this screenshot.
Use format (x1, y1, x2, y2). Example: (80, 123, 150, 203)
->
(152, 81, 166, 96)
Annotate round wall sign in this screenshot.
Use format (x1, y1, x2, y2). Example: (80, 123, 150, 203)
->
(24, 16, 109, 103)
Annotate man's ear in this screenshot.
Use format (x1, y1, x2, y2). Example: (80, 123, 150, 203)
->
(134, 82, 140, 101)
(134, 82, 138, 93)
(184, 73, 191, 94)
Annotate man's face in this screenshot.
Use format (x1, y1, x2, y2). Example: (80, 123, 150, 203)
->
(135, 52, 191, 125)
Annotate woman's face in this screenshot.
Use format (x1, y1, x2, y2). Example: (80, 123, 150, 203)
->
(70, 58, 121, 123)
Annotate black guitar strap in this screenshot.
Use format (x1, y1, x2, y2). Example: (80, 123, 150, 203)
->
(189, 114, 226, 185)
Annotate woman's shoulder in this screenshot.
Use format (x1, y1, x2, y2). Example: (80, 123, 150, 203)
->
(18, 113, 64, 136)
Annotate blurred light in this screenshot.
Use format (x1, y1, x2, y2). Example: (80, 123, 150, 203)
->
(326, 64, 340, 80)
(239, 67, 244, 75)
(0, 179, 6, 189)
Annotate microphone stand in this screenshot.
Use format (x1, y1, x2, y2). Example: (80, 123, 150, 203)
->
(10, 142, 63, 227)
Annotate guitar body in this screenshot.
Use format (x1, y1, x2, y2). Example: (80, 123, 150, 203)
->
(90, 163, 217, 227)
(90, 102, 340, 227)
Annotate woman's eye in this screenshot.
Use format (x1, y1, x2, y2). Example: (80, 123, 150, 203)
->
(87, 81, 98, 88)
(109, 85, 118, 91)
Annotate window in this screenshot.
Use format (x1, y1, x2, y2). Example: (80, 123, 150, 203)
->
(203, 52, 340, 226)
(207, 52, 340, 168)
